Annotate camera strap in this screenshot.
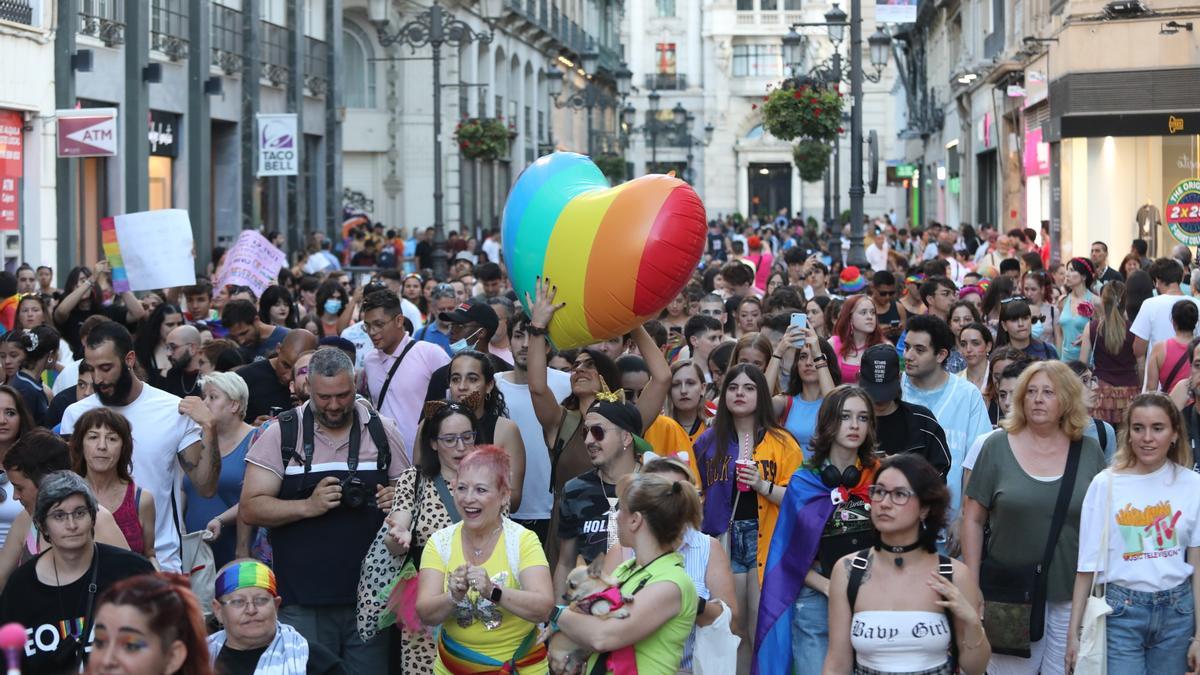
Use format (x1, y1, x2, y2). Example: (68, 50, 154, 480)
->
(299, 406, 361, 477)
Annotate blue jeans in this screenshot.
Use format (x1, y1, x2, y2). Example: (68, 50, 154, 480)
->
(729, 518, 758, 574)
(1106, 582, 1194, 675)
(791, 585, 829, 675)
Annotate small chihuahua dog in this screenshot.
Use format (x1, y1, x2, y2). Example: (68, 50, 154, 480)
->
(546, 557, 634, 674)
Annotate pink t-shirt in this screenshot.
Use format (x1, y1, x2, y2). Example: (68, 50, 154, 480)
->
(829, 335, 862, 384)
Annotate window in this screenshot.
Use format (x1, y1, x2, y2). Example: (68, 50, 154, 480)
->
(655, 43, 676, 75)
(784, 0, 802, 8)
(656, 0, 675, 16)
(732, 44, 782, 77)
(736, 0, 753, 10)
(761, 0, 777, 10)
(341, 23, 376, 108)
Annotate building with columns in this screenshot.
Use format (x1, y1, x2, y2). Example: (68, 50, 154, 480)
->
(621, 0, 907, 225)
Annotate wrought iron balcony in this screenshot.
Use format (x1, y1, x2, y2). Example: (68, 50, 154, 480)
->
(210, 3, 242, 74)
(260, 20, 290, 86)
(644, 73, 687, 90)
(79, 0, 125, 46)
(305, 36, 328, 96)
(0, 0, 33, 26)
(150, 0, 188, 60)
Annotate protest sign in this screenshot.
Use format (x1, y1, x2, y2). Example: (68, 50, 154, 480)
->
(101, 209, 196, 292)
(217, 229, 287, 299)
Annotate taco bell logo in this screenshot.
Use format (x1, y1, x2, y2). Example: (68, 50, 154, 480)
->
(257, 114, 298, 176)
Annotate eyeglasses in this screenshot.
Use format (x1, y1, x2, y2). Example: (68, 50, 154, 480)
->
(586, 424, 612, 441)
(364, 319, 393, 334)
(218, 596, 274, 611)
(874, 289, 896, 297)
(436, 431, 476, 447)
(867, 486, 914, 506)
(48, 507, 91, 524)
(1001, 295, 1030, 305)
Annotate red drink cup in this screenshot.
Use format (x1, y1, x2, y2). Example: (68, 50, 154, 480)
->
(735, 459, 755, 492)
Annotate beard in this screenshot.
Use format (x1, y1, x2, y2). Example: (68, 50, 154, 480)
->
(167, 349, 193, 372)
(96, 363, 135, 405)
(314, 406, 351, 430)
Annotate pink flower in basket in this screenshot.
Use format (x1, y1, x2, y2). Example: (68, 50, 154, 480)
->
(1077, 301, 1095, 318)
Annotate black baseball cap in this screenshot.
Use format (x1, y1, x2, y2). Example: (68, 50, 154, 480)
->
(858, 343, 901, 404)
(438, 300, 499, 335)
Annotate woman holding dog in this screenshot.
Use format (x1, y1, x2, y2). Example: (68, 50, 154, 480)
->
(552, 472, 702, 673)
(416, 445, 555, 674)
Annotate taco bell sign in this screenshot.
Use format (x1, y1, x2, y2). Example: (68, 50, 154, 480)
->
(257, 114, 298, 177)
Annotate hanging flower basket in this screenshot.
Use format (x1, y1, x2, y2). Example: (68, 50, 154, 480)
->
(762, 84, 844, 142)
(793, 139, 832, 183)
(454, 117, 510, 161)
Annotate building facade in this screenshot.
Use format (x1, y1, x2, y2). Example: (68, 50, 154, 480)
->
(342, 0, 625, 245)
(621, 0, 906, 224)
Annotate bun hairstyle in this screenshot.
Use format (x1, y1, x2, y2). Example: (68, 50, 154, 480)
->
(96, 573, 213, 675)
(616, 472, 702, 547)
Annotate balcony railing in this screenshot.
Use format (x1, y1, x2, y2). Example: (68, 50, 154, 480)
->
(645, 73, 687, 90)
(150, 0, 188, 60)
(79, 0, 125, 46)
(211, 3, 242, 74)
(260, 20, 290, 86)
(304, 36, 328, 96)
(550, 5, 559, 37)
(0, 0, 33, 26)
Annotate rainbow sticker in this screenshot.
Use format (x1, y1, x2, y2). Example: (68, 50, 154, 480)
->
(100, 217, 130, 293)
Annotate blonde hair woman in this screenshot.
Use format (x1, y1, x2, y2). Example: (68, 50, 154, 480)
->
(961, 361, 1106, 675)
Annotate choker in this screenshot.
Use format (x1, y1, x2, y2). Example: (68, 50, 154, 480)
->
(874, 540, 922, 568)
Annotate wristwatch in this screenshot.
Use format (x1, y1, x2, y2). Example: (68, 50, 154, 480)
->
(490, 585, 503, 603)
(550, 604, 566, 629)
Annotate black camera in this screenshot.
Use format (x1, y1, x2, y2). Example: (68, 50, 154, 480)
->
(341, 476, 369, 509)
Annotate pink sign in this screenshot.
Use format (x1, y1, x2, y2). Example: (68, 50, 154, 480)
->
(57, 109, 118, 157)
(0, 111, 20, 231)
(1024, 127, 1050, 177)
(217, 230, 287, 299)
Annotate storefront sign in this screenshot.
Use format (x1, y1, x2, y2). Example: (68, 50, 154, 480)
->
(57, 108, 118, 157)
(1166, 178, 1200, 245)
(876, 0, 917, 23)
(1023, 127, 1050, 177)
(976, 113, 995, 153)
(1059, 112, 1200, 139)
(149, 110, 178, 158)
(0, 111, 21, 231)
(257, 113, 298, 177)
(895, 163, 916, 178)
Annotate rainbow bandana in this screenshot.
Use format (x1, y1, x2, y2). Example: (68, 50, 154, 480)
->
(215, 561, 278, 600)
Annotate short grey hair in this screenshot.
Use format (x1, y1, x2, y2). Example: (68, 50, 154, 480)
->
(34, 471, 98, 533)
(308, 346, 354, 379)
(431, 284, 457, 302)
(486, 295, 514, 314)
(201, 371, 250, 417)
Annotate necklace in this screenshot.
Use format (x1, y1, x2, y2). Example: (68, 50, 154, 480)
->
(874, 540, 922, 568)
(179, 371, 199, 396)
(464, 525, 502, 560)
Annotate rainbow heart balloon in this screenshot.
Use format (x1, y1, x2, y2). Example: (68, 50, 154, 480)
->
(502, 152, 707, 349)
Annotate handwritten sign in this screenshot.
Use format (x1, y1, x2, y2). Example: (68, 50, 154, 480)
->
(217, 230, 287, 298)
(102, 209, 197, 292)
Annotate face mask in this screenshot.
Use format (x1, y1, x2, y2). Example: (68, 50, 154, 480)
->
(324, 299, 343, 315)
(449, 328, 482, 354)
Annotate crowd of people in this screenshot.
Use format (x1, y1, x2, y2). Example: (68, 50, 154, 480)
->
(0, 214, 1196, 675)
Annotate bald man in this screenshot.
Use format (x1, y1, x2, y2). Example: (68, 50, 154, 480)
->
(237, 328, 319, 424)
(161, 324, 203, 398)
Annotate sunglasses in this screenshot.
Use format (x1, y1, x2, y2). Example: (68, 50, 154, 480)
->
(586, 424, 611, 441)
(1001, 295, 1030, 305)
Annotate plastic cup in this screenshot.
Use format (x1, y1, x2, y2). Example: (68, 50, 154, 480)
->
(735, 459, 755, 492)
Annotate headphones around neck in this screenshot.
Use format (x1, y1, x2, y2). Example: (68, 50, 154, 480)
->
(820, 462, 862, 490)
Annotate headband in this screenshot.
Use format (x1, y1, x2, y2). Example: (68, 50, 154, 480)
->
(215, 561, 277, 599)
(1069, 257, 1095, 278)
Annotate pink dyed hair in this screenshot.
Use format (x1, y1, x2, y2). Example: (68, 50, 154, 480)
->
(456, 444, 511, 494)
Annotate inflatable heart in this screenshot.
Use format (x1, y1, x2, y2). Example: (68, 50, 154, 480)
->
(502, 152, 707, 349)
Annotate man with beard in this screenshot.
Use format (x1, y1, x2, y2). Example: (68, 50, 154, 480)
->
(496, 311, 572, 542)
(160, 324, 202, 398)
(237, 329, 318, 424)
(240, 348, 409, 673)
(58, 321, 221, 573)
(223, 299, 289, 362)
(552, 399, 644, 598)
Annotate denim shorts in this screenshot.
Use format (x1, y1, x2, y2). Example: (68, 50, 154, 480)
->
(1105, 581, 1194, 675)
(728, 518, 758, 574)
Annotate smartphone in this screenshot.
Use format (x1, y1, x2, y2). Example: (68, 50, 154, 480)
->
(790, 312, 807, 347)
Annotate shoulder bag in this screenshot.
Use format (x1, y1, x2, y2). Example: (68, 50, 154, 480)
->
(356, 470, 424, 641)
(1075, 470, 1113, 674)
(978, 438, 1082, 657)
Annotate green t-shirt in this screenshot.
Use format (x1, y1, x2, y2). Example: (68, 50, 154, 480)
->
(586, 552, 698, 674)
(965, 431, 1106, 601)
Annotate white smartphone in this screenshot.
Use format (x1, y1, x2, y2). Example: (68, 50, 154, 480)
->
(790, 312, 807, 346)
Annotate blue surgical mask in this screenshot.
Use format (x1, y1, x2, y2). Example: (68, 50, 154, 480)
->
(449, 328, 482, 354)
(324, 299, 343, 315)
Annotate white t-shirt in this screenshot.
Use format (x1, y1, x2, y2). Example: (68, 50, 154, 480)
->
(53, 358, 81, 395)
(902, 373, 991, 519)
(482, 238, 502, 265)
(1129, 293, 1200, 352)
(1077, 465, 1200, 592)
(60, 385, 203, 572)
(962, 428, 1002, 472)
(497, 368, 572, 521)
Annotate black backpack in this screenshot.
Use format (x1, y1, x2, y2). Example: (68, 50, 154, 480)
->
(277, 406, 392, 476)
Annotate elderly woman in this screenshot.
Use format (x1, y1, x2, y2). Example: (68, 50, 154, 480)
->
(208, 559, 344, 674)
(962, 361, 1106, 675)
(69, 408, 157, 562)
(180, 371, 257, 568)
(90, 572, 212, 675)
(0, 471, 154, 674)
(416, 445, 554, 674)
(552, 472, 701, 673)
(383, 402, 480, 673)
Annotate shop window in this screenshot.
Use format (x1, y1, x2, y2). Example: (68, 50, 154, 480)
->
(148, 156, 173, 211)
(342, 22, 376, 108)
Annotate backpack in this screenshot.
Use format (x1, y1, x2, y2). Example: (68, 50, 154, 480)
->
(277, 406, 392, 475)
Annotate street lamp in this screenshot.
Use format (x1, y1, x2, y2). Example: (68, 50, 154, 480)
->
(825, 4, 847, 44)
(548, 60, 633, 156)
(868, 29, 891, 69)
(373, 0, 495, 280)
(781, 28, 805, 76)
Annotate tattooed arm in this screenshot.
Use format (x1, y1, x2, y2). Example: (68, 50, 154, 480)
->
(177, 396, 221, 497)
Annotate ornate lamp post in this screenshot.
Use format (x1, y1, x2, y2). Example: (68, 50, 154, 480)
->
(545, 55, 633, 156)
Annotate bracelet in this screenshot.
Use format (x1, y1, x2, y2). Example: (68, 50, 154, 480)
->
(526, 324, 548, 336)
(812, 355, 828, 363)
(770, 353, 782, 361)
(814, 361, 829, 369)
